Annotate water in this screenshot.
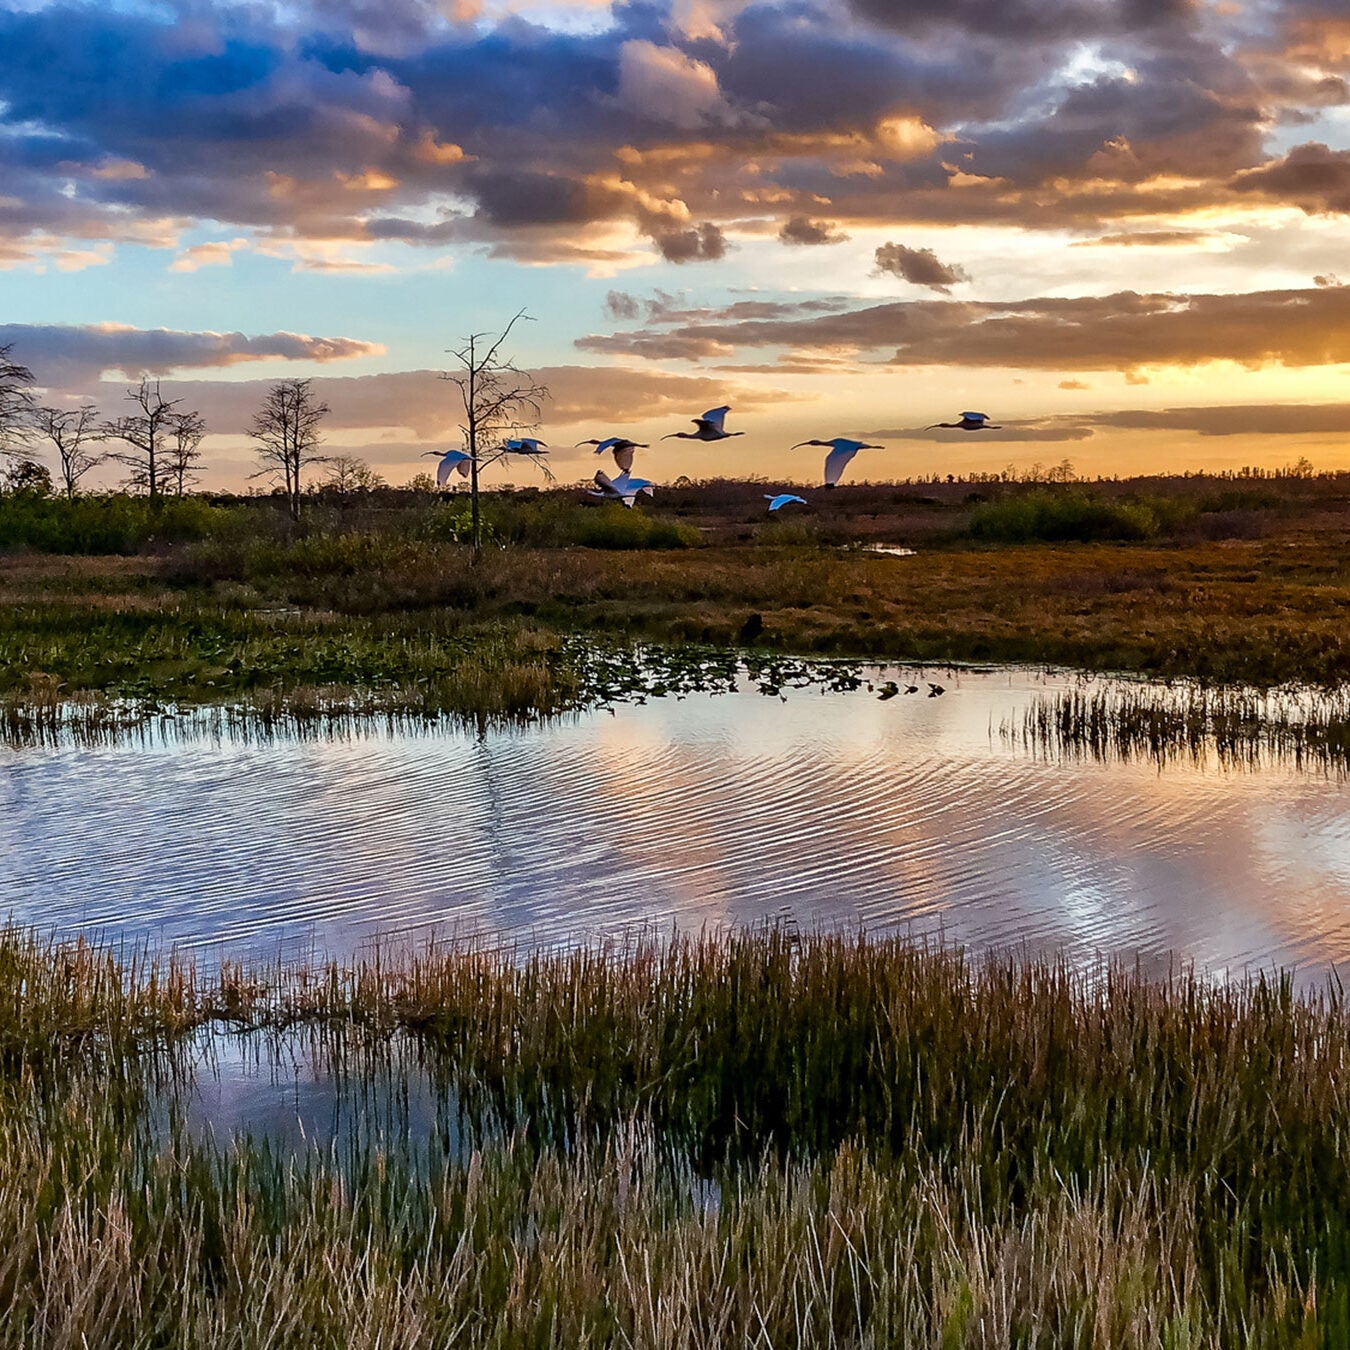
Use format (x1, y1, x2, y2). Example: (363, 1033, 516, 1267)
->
(4, 666, 1349, 983)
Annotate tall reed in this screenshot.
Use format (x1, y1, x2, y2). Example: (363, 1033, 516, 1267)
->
(0, 927, 1347, 1342)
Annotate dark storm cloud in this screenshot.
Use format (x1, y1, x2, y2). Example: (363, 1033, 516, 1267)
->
(0, 324, 380, 390)
(577, 286, 1350, 371)
(874, 243, 969, 290)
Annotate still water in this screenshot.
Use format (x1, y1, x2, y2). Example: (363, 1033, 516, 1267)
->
(3, 666, 1349, 982)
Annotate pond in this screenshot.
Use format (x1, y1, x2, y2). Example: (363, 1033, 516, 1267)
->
(3, 665, 1349, 984)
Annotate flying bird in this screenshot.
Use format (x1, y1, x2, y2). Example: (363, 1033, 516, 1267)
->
(662, 406, 744, 442)
(576, 436, 648, 473)
(765, 493, 808, 512)
(501, 437, 549, 456)
(589, 469, 655, 508)
(791, 438, 885, 487)
(426, 448, 476, 485)
(925, 412, 1002, 431)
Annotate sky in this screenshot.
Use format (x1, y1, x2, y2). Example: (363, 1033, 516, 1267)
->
(6, 0, 1350, 489)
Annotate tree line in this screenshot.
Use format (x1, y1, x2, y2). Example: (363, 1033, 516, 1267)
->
(0, 343, 338, 521)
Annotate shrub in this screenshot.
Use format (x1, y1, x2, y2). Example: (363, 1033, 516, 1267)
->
(569, 506, 700, 549)
(967, 490, 1194, 544)
(0, 493, 229, 555)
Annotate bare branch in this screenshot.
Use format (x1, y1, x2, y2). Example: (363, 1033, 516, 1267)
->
(31, 404, 105, 498)
(0, 344, 36, 462)
(248, 378, 331, 520)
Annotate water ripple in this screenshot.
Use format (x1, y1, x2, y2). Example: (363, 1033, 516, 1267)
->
(2, 669, 1348, 984)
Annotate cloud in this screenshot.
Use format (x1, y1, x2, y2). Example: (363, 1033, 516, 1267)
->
(578, 284, 1350, 372)
(1070, 230, 1224, 247)
(0, 0, 1347, 280)
(843, 0, 1194, 40)
(0, 0, 1308, 268)
(1083, 403, 1350, 436)
(169, 238, 249, 272)
(874, 242, 970, 291)
(151, 364, 798, 441)
(0, 323, 382, 389)
(615, 40, 740, 131)
(605, 290, 643, 320)
(655, 222, 727, 263)
(779, 216, 848, 246)
(1230, 141, 1350, 212)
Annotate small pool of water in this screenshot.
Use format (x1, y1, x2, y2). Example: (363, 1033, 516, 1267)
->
(3, 666, 1348, 983)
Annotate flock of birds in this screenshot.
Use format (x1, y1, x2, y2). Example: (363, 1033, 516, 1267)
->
(432, 407, 1003, 511)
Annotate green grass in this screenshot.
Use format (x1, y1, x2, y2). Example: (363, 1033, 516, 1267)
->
(0, 926, 1348, 1344)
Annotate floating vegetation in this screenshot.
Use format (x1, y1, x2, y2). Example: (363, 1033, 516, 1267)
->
(0, 925, 1349, 1344)
(1010, 681, 1350, 769)
(0, 643, 869, 746)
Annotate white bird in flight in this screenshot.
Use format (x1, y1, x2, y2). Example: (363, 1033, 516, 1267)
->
(576, 436, 648, 473)
(662, 406, 744, 442)
(791, 438, 885, 487)
(925, 412, 1002, 431)
(589, 469, 655, 508)
(427, 448, 477, 485)
(765, 493, 808, 512)
(501, 437, 549, 456)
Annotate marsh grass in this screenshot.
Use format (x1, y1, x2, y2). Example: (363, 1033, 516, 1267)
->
(1012, 683, 1350, 769)
(0, 925, 1348, 1343)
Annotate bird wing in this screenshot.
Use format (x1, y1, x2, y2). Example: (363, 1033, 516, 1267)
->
(436, 451, 469, 486)
(592, 437, 618, 454)
(961, 412, 988, 421)
(613, 444, 634, 473)
(823, 444, 859, 486)
(700, 406, 730, 431)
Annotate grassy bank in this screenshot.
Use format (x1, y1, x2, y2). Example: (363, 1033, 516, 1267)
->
(1, 479, 1349, 716)
(1, 926, 1347, 1345)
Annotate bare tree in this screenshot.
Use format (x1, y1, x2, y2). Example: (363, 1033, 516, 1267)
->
(441, 311, 549, 559)
(32, 405, 106, 498)
(103, 379, 183, 500)
(322, 454, 384, 496)
(248, 378, 331, 520)
(164, 410, 205, 496)
(0, 345, 36, 465)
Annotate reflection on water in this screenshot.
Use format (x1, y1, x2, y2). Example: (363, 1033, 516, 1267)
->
(3, 667, 1349, 983)
(170, 1028, 471, 1157)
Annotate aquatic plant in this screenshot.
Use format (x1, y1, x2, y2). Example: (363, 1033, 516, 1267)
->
(0, 926, 1347, 1343)
(1012, 682, 1350, 769)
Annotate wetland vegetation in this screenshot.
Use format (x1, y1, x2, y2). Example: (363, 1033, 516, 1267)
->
(5, 475, 1350, 1344)
(2, 470, 1349, 729)
(2, 925, 1349, 1346)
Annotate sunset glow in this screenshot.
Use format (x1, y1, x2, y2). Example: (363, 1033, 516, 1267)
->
(6, 0, 1350, 486)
